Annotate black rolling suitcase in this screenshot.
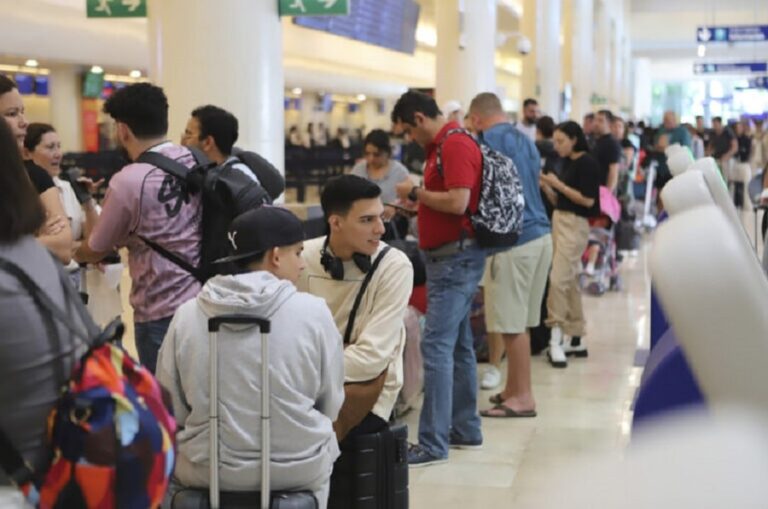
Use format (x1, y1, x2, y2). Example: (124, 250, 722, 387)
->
(328, 423, 409, 509)
(171, 314, 318, 509)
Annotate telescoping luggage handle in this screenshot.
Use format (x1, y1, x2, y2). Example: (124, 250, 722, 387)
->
(208, 315, 271, 509)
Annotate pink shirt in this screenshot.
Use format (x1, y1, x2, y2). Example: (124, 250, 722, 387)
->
(89, 143, 202, 322)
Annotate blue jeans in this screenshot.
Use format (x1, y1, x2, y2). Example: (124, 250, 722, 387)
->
(134, 316, 173, 374)
(418, 245, 486, 458)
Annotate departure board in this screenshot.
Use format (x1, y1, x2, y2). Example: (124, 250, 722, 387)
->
(294, 0, 421, 54)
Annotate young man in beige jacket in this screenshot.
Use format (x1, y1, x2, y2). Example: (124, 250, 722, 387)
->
(297, 174, 413, 438)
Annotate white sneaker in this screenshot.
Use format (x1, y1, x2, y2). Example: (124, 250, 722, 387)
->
(563, 336, 589, 358)
(481, 366, 502, 390)
(547, 327, 567, 368)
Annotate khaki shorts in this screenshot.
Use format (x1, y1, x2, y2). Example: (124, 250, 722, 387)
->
(482, 234, 553, 334)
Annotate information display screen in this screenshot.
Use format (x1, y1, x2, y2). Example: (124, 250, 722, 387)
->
(294, 0, 420, 54)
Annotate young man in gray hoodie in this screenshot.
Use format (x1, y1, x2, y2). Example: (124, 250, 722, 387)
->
(156, 206, 345, 509)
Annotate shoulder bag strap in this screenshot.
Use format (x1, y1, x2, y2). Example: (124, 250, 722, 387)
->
(343, 247, 392, 345)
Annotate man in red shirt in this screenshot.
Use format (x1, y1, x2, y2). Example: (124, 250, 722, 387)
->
(393, 91, 485, 466)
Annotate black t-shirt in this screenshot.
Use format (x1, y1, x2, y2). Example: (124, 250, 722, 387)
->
(557, 153, 601, 218)
(711, 128, 735, 159)
(737, 134, 752, 163)
(591, 134, 621, 186)
(24, 160, 55, 195)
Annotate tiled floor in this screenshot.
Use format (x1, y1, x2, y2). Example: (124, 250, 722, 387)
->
(400, 245, 651, 508)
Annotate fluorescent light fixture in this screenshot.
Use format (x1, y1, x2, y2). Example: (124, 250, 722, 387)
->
(357, 94, 367, 101)
(129, 69, 142, 79)
(90, 65, 104, 74)
(292, 87, 302, 95)
(25, 59, 38, 68)
(416, 24, 437, 48)
(697, 44, 706, 58)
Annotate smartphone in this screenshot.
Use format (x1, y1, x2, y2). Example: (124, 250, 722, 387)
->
(384, 202, 417, 215)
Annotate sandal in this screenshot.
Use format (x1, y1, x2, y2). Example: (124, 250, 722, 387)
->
(480, 404, 537, 418)
(489, 393, 504, 405)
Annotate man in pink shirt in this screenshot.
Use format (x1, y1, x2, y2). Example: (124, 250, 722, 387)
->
(77, 83, 202, 373)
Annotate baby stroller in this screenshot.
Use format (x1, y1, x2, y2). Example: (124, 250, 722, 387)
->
(580, 187, 622, 296)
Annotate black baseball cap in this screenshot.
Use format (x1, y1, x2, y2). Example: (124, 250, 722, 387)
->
(214, 206, 305, 264)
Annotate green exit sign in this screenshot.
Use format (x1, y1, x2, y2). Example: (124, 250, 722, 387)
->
(279, 0, 350, 16)
(87, 0, 147, 18)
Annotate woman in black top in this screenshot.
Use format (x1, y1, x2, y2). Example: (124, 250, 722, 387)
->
(539, 121, 600, 368)
(0, 75, 72, 264)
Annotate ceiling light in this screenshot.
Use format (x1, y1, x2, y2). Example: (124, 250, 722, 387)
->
(697, 44, 706, 58)
(129, 69, 142, 79)
(25, 59, 38, 68)
(292, 87, 302, 95)
(90, 65, 104, 74)
(357, 94, 367, 101)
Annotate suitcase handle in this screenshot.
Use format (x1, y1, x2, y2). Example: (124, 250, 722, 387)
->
(208, 314, 271, 333)
(207, 314, 271, 509)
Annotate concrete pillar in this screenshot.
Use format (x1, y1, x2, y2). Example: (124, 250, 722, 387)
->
(435, 0, 497, 111)
(571, 0, 594, 121)
(537, 0, 562, 117)
(148, 0, 284, 174)
(48, 65, 84, 151)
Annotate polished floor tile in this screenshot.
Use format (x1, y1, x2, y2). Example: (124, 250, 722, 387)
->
(400, 241, 651, 507)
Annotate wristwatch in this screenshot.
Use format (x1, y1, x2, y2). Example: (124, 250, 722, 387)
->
(407, 185, 420, 202)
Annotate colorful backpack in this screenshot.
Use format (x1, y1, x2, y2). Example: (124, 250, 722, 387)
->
(0, 257, 177, 508)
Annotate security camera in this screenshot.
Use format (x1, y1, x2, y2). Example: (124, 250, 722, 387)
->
(517, 36, 532, 56)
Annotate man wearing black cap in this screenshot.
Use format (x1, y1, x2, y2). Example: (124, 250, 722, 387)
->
(157, 206, 345, 509)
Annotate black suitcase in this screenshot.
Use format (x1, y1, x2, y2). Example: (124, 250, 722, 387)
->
(328, 423, 409, 509)
(171, 315, 318, 509)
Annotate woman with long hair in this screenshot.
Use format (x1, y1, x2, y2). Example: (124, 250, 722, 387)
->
(0, 75, 73, 263)
(540, 121, 601, 368)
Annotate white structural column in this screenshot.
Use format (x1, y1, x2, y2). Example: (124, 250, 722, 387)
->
(536, 0, 562, 117)
(48, 65, 84, 151)
(593, 0, 610, 103)
(571, 0, 594, 121)
(435, 0, 496, 112)
(632, 58, 652, 121)
(148, 0, 284, 175)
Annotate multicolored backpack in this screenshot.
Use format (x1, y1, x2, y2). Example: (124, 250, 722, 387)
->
(0, 257, 177, 508)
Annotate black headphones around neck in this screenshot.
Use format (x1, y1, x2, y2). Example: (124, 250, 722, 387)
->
(320, 236, 372, 280)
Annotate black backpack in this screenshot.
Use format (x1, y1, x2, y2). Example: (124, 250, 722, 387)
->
(230, 147, 286, 200)
(137, 148, 271, 283)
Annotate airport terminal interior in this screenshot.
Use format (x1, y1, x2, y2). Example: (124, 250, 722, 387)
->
(2, 0, 768, 507)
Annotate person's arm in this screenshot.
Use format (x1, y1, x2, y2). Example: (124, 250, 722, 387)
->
(75, 179, 134, 264)
(314, 306, 345, 421)
(541, 171, 595, 208)
(155, 314, 190, 428)
(723, 138, 739, 163)
(37, 187, 74, 264)
(606, 163, 619, 192)
(540, 178, 558, 206)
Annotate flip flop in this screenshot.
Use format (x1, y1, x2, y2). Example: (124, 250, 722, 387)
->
(481, 404, 537, 418)
(489, 393, 503, 405)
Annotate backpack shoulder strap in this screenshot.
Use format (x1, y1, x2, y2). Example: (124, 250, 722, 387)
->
(136, 151, 192, 180)
(343, 247, 392, 345)
(436, 128, 478, 178)
(135, 150, 207, 283)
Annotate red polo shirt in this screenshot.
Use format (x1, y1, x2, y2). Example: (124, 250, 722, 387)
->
(418, 122, 483, 250)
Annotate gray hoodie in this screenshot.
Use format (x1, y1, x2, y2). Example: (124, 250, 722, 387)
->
(156, 271, 344, 492)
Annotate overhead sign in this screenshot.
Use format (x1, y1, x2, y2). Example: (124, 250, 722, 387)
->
(86, 0, 146, 18)
(697, 25, 768, 43)
(279, 0, 350, 16)
(750, 77, 768, 89)
(694, 62, 768, 75)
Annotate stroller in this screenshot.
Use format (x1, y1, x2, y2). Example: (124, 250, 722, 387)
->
(580, 187, 622, 296)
